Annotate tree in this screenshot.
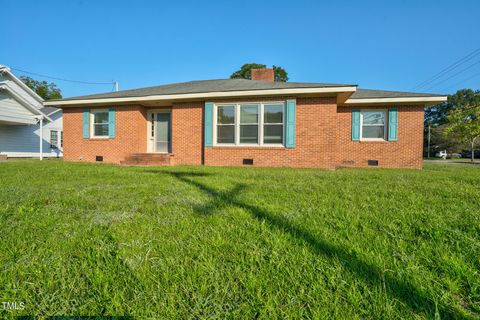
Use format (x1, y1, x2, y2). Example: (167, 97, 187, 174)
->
(230, 63, 289, 82)
(20, 76, 62, 100)
(426, 89, 480, 125)
(424, 89, 480, 156)
(445, 104, 480, 161)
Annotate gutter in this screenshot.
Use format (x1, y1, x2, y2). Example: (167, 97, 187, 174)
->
(344, 96, 448, 106)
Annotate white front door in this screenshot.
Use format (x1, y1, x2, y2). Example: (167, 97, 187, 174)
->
(147, 111, 171, 153)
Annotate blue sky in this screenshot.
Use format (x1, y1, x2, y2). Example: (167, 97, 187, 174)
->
(1, 0, 479, 97)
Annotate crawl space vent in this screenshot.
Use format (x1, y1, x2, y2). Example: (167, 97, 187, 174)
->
(368, 160, 379, 166)
(96, 156, 104, 162)
(243, 158, 254, 165)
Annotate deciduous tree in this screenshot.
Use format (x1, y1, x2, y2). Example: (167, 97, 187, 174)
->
(20, 76, 62, 100)
(445, 104, 480, 161)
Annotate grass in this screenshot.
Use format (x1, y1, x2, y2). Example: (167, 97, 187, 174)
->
(0, 160, 479, 319)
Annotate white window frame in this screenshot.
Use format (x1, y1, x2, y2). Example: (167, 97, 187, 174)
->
(50, 130, 58, 148)
(215, 105, 236, 145)
(239, 104, 260, 145)
(360, 109, 387, 141)
(213, 101, 285, 147)
(90, 109, 109, 138)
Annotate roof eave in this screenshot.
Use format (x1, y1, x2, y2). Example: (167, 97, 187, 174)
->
(343, 96, 447, 106)
(0, 66, 45, 103)
(0, 84, 52, 121)
(44, 86, 358, 107)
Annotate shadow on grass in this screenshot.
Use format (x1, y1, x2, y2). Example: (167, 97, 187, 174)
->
(161, 170, 466, 319)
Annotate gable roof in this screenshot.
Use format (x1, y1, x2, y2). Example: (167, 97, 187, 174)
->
(0, 65, 44, 104)
(0, 65, 52, 124)
(40, 106, 61, 116)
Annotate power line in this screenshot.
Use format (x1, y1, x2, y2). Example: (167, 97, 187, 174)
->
(441, 70, 480, 92)
(412, 47, 480, 91)
(424, 59, 480, 91)
(10, 66, 115, 85)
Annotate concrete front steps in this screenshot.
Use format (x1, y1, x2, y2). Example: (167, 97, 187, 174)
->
(120, 153, 173, 166)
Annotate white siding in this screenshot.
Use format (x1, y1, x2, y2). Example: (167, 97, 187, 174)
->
(0, 67, 62, 158)
(0, 111, 63, 158)
(0, 92, 37, 124)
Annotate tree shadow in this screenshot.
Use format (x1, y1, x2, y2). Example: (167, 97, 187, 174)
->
(163, 170, 467, 319)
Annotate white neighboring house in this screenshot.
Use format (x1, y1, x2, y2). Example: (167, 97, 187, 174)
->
(0, 65, 63, 159)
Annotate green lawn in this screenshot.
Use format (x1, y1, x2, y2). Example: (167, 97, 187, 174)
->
(0, 160, 479, 319)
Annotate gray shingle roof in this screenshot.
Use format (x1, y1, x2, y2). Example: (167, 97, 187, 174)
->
(351, 89, 445, 99)
(57, 79, 356, 101)
(40, 106, 60, 115)
(52, 78, 445, 103)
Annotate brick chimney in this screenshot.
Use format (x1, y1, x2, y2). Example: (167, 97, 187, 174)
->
(251, 68, 274, 82)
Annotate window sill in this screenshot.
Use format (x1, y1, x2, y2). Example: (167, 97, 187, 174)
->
(358, 139, 391, 143)
(86, 137, 112, 141)
(212, 145, 286, 150)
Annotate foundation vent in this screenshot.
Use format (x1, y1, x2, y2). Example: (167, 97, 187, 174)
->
(243, 158, 254, 165)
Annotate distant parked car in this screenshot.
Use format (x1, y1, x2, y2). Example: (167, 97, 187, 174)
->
(450, 153, 462, 159)
(461, 150, 480, 158)
(436, 150, 447, 159)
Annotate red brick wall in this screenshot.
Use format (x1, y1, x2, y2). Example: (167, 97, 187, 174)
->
(204, 97, 338, 168)
(63, 105, 147, 163)
(171, 102, 203, 165)
(335, 105, 424, 168)
(62, 98, 424, 169)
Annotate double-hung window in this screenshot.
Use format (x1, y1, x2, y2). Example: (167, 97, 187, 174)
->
(215, 102, 285, 146)
(240, 105, 259, 144)
(361, 110, 386, 140)
(263, 104, 284, 144)
(50, 130, 58, 148)
(91, 109, 109, 138)
(217, 105, 236, 143)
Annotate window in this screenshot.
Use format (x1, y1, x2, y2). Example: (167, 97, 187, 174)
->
(91, 110, 109, 137)
(217, 105, 235, 143)
(214, 102, 285, 146)
(240, 105, 259, 144)
(50, 130, 58, 148)
(263, 104, 284, 144)
(361, 110, 386, 140)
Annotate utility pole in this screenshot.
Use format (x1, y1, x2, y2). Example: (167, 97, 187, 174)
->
(427, 125, 431, 158)
(114, 81, 119, 92)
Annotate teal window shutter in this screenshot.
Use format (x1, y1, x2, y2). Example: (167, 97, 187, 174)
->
(108, 108, 116, 138)
(285, 99, 296, 148)
(352, 109, 361, 141)
(388, 108, 398, 141)
(83, 109, 90, 138)
(204, 102, 213, 147)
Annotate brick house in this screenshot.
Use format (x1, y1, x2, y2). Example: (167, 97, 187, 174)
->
(45, 68, 446, 168)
